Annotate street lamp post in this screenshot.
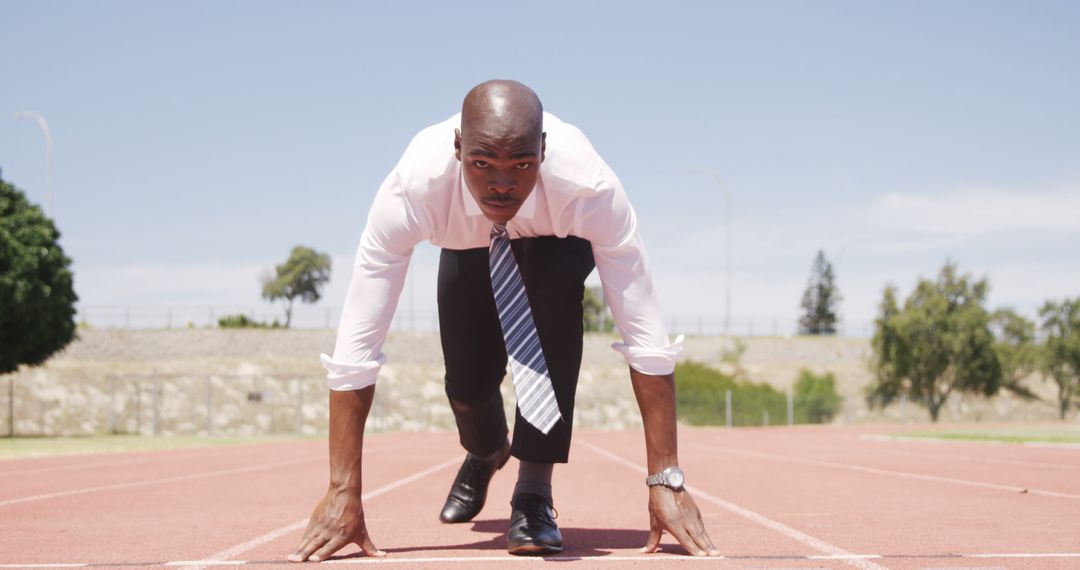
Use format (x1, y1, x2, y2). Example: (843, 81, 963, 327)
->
(688, 169, 733, 337)
(13, 111, 55, 218)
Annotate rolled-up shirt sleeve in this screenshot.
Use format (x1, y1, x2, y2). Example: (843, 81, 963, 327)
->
(321, 170, 424, 390)
(578, 164, 683, 376)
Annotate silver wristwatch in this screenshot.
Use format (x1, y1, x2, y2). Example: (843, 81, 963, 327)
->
(645, 466, 685, 491)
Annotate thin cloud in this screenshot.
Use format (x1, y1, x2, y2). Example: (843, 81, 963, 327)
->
(871, 188, 1080, 236)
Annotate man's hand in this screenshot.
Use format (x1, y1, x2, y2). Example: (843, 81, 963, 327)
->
(642, 486, 720, 557)
(288, 485, 385, 562)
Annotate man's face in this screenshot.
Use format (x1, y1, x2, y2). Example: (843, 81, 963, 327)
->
(455, 126, 546, 225)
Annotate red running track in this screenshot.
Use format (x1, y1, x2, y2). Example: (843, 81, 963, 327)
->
(2, 425, 1079, 569)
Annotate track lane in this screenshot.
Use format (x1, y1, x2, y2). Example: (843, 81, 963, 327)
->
(0, 434, 448, 566)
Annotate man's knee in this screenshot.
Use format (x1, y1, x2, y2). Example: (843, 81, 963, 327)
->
(444, 372, 505, 409)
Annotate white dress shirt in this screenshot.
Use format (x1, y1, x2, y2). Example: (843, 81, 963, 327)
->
(321, 112, 683, 390)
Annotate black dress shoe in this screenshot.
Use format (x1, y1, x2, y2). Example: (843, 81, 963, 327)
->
(507, 493, 563, 555)
(438, 443, 511, 523)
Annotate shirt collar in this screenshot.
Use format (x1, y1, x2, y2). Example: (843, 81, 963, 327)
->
(460, 169, 537, 220)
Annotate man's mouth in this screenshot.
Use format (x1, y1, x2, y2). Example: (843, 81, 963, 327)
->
(483, 198, 518, 210)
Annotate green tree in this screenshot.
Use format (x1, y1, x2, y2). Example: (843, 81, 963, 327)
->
(799, 249, 842, 335)
(261, 245, 331, 328)
(1037, 298, 1080, 419)
(582, 286, 613, 333)
(1, 176, 78, 436)
(989, 308, 1039, 401)
(867, 262, 1002, 422)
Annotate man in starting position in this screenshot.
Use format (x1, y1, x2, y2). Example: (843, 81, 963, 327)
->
(289, 80, 719, 561)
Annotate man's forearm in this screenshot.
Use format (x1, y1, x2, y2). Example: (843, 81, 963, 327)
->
(327, 387, 375, 491)
(629, 368, 679, 473)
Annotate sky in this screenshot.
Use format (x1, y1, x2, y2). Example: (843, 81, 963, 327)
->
(2, 0, 1078, 334)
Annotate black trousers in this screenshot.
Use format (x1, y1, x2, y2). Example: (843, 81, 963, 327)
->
(437, 236, 595, 464)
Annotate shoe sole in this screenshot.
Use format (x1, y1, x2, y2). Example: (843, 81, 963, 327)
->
(508, 543, 563, 556)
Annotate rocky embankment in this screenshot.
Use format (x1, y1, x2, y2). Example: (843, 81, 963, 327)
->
(2, 329, 1062, 436)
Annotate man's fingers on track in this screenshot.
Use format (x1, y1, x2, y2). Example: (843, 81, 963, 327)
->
(687, 524, 720, 557)
(309, 535, 349, 563)
(360, 533, 386, 557)
(287, 530, 319, 562)
(687, 510, 721, 555)
(669, 524, 707, 557)
(641, 513, 662, 553)
(289, 517, 323, 560)
(292, 532, 330, 562)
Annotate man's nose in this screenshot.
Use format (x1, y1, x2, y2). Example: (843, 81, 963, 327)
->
(488, 176, 516, 194)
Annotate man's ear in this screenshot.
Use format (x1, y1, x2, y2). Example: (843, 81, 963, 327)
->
(540, 132, 547, 163)
(454, 129, 463, 161)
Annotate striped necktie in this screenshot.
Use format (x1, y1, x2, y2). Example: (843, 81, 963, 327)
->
(489, 223, 562, 434)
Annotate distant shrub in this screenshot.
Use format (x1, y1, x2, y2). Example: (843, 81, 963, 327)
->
(793, 369, 843, 423)
(217, 314, 281, 329)
(675, 361, 786, 426)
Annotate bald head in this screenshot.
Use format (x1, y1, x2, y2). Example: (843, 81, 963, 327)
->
(461, 80, 543, 141)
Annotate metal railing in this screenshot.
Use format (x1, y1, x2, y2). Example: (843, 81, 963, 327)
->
(74, 305, 874, 338)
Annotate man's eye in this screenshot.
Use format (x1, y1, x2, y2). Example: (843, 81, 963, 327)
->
(473, 161, 489, 168)
(515, 163, 531, 170)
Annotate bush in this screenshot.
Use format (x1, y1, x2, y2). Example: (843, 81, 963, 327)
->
(675, 361, 787, 426)
(793, 369, 843, 423)
(217, 314, 281, 329)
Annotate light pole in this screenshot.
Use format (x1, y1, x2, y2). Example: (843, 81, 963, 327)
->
(13, 111, 55, 218)
(832, 237, 867, 336)
(688, 169, 733, 337)
(834, 237, 868, 270)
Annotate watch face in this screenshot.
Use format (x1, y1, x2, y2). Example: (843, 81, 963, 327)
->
(668, 469, 685, 488)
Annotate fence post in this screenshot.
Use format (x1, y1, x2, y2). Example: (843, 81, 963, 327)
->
(296, 378, 304, 434)
(787, 389, 794, 425)
(135, 380, 142, 435)
(109, 376, 117, 434)
(763, 410, 769, 426)
(205, 377, 213, 436)
(725, 389, 732, 428)
(7, 376, 14, 438)
(152, 376, 161, 437)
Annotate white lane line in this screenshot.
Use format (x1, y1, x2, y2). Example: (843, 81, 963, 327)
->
(165, 562, 247, 566)
(185, 455, 462, 570)
(0, 447, 259, 478)
(324, 555, 729, 563)
(0, 456, 323, 507)
(967, 552, 1080, 558)
(688, 442, 1080, 501)
(0, 565, 89, 568)
(8, 552, 1080, 567)
(805, 441, 1079, 471)
(807, 555, 884, 560)
(578, 440, 887, 570)
(860, 434, 1080, 450)
(0, 441, 406, 478)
